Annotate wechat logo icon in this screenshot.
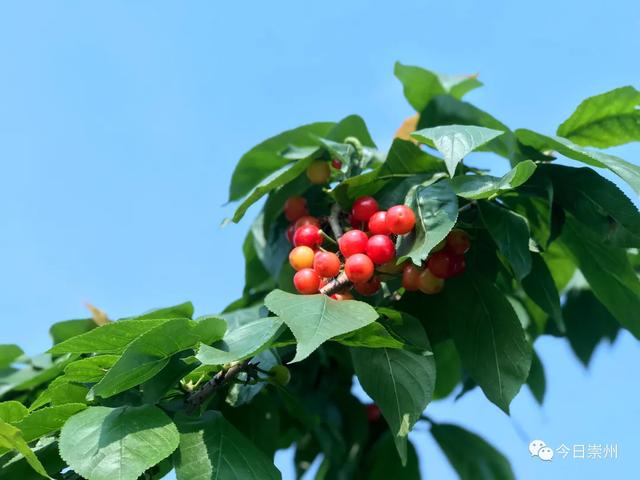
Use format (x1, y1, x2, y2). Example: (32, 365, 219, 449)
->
(529, 440, 554, 462)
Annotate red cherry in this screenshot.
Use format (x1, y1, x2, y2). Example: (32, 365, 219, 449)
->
(351, 196, 379, 223)
(427, 250, 452, 279)
(366, 235, 396, 265)
(354, 276, 381, 296)
(449, 254, 467, 276)
(338, 230, 368, 257)
(284, 196, 308, 222)
(402, 263, 422, 291)
(294, 215, 320, 230)
(331, 291, 353, 301)
(344, 253, 374, 283)
(293, 268, 320, 294)
(348, 214, 364, 230)
(331, 158, 343, 169)
(418, 269, 444, 294)
(313, 251, 341, 278)
(289, 246, 315, 271)
(447, 229, 471, 255)
(294, 225, 321, 248)
(386, 205, 416, 235)
(365, 404, 381, 422)
(286, 224, 296, 244)
(368, 211, 391, 235)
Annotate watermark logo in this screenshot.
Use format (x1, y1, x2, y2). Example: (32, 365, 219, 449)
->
(529, 440, 554, 461)
(529, 440, 619, 462)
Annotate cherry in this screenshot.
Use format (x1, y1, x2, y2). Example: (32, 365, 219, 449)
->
(293, 268, 321, 294)
(427, 250, 452, 279)
(402, 263, 422, 291)
(331, 291, 353, 301)
(368, 211, 391, 235)
(331, 158, 343, 169)
(351, 196, 379, 223)
(344, 253, 374, 283)
(365, 404, 381, 422)
(338, 229, 368, 257)
(447, 229, 471, 255)
(386, 205, 416, 235)
(286, 224, 296, 244)
(418, 268, 444, 294)
(432, 238, 447, 252)
(449, 254, 467, 276)
(294, 225, 322, 248)
(289, 246, 315, 271)
(348, 214, 364, 230)
(378, 260, 404, 274)
(366, 234, 396, 265)
(269, 365, 291, 386)
(294, 215, 320, 230)
(284, 196, 308, 222)
(313, 251, 341, 278)
(354, 276, 381, 296)
(306, 160, 331, 184)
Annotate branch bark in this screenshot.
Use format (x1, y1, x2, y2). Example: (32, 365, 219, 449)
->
(319, 271, 351, 296)
(328, 203, 343, 239)
(186, 360, 250, 411)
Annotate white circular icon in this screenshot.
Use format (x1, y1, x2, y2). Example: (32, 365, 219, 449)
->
(538, 446, 554, 461)
(529, 439, 546, 457)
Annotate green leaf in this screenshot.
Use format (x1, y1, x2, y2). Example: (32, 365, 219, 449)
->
(444, 274, 532, 413)
(351, 323, 435, 464)
(196, 317, 283, 366)
(527, 350, 546, 405)
(0, 437, 64, 479)
(559, 218, 640, 339)
(396, 179, 458, 265)
(516, 129, 640, 195)
(0, 419, 49, 478)
(59, 405, 179, 480)
(332, 322, 405, 349)
(379, 139, 444, 177)
(173, 411, 281, 480)
(13, 404, 86, 443)
(49, 319, 96, 345)
(450, 160, 537, 199)
(479, 202, 532, 281)
(394, 62, 481, 111)
(0, 401, 28, 424)
(563, 288, 620, 366)
(63, 355, 119, 383)
(264, 290, 379, 363)
(363, 432, 420, 480)
(412, 125, 505, 177)
(431, 423, 515, 480)
(228, 122, 334, 202)
(49, 319, 170, 355)
(134, 301, 195, 320)
(432, 340, 462, 400)
(557, 86, 640, 148)
(521, 253, 564, 332)
(0, 346, 24, 368)
(93, 317, 226, 398)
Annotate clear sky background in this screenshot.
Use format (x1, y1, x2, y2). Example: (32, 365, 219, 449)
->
(1, 1, 639, 479)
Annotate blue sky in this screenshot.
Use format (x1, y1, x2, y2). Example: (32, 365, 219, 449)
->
(1, 1, 639, 478)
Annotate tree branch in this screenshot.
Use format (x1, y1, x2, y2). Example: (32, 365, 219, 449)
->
(319, 271, 351, 296)
(328, 203, 343, 239)
(186, 360, 251, 411)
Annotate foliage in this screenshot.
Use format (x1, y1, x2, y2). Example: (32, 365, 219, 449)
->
(1, 62, 639, 480)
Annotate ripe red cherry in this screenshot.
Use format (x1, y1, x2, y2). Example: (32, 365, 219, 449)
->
(348, 214, 364, 230)
(368, 211, 391, 235)
(402, 263, 422, 291)
(351, 196, 379, 223)
(294, 225, 321, 248)
(294, 215, 320, 230)
(447, 229, 471, 255)
(354, 276, 381, 296)
(331, 158, 343, 169)
(386, 205, 416, 235)
(284, 196, 308, 222)
(338, 229, 368, 257)
(331, 291, 353, 301)
(313, 251, 341, 278)
(289, 246, 315, 271)
(418, 269, 444, 294)
(306, 160, 331, 184)
(366, 235, 396, 265)
(365, 404, 381, 422)
(427, 251, 452, 279)
(344, 253, 374, 283)
(449, 254, 467, 276)
(285, 224, 296, 244)
(293, 268, 321, 294)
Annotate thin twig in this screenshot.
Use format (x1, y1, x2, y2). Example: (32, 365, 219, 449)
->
(186, 360, 251, 411)
(458, 201, 477, 214)
(328, 203, 343, 238)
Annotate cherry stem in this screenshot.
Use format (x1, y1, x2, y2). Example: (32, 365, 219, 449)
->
(328, 203, 343, 238)
(319, 230, 337, 246)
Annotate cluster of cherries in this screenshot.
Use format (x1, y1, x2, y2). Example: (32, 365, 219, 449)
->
(283, 193, 470, 298)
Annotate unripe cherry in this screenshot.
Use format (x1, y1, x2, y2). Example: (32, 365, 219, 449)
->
(354, 276, 381, 296)
(386, 205, 416, 235)
(427, 250, 452, 279)
(351, 196, 379, 222)
(313, 251, 341, 278)
(402, 263, 422, 291)
(289, 246, 315, 271)
(418, 268, 444, 294)
(294, 215, 320, 230)
(368, 211, 391, 235)
(294, 225, 322, 248)
(293, 268, 321, 294)
(269, 365, 291, 386)
(366, 234, 396, 265)
(344, 253, 374, 283)
(284, 196, 308, 222)
(306, 160, 331, 184)
(447, 229, 471, 255)
(338, 229, 368, 257)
